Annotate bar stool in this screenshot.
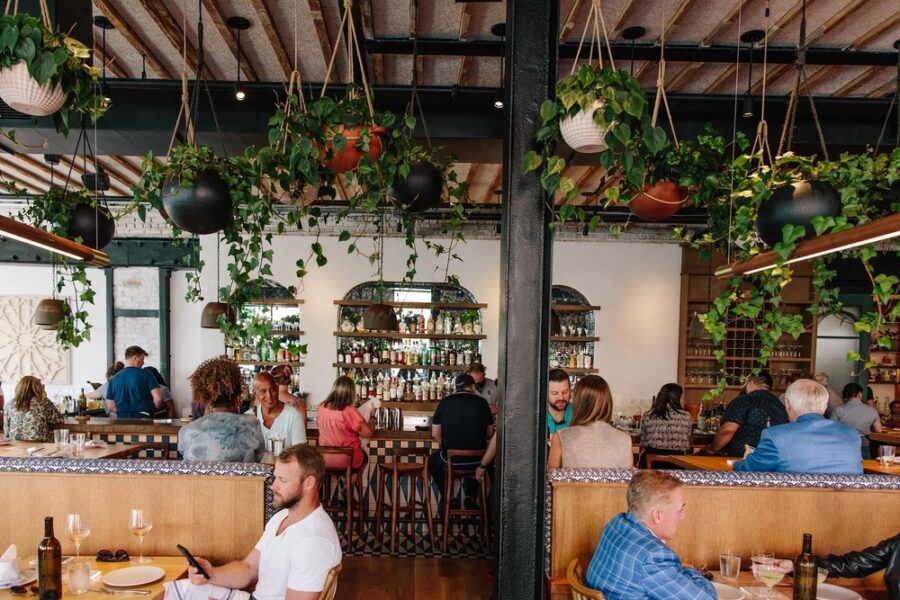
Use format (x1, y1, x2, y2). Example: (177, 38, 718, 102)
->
(317, 447, 365, 547)
(374, 447, 435, 552)
(442, 449, 489, 552)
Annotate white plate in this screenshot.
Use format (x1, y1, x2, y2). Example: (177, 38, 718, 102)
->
(817, 583, 862, 600)
(0, 438, 13, 446)
(0, 568, 37, 589)
(713, 582, 746, 599)
(101, 565, 165, 587)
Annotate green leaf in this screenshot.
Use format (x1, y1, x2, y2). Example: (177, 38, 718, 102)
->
(0, 25, 18, 53)
(338, 230, 351, 242)
(33, 50, 57, 84)
(539, 100, 558, 123)
(643, 127, 666, 154)
(523, 151, 543, 173)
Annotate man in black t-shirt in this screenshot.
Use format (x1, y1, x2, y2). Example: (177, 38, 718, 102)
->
(430, 373, 495, 508)
(702, 371, 788, 457)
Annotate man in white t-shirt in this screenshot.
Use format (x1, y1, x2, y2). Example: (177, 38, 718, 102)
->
(187, 445, 341, 599)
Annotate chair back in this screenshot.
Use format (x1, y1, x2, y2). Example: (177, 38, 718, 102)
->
(567, 558, 604, 600)
(318, 563, 342, 600)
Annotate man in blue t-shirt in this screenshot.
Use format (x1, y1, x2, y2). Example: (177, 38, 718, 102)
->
(547, 368, 572, 434)
(106, 346, 162, 418)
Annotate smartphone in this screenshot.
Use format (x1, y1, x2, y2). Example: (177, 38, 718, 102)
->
(176, 544, 210, 580)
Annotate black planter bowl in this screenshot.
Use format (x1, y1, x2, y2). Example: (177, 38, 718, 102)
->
(162, 169, 233, 235)
(756, 180, 840, 247)
(66, 203, 115, 249)
(390, 161, 445, 214)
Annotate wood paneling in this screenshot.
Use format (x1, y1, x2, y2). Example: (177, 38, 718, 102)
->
(338, 556, 491, 599)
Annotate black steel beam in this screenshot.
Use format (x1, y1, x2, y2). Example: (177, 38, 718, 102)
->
(158, 268, 171, 387)
(105, 268, 114, 368)
(365, 38, 900, 66)
(496, 0, 557, 598)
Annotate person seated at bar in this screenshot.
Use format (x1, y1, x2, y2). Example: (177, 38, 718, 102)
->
(640, 383, 691, 464)
(430, 373, 494, 510)
(86, 361, 123, 416)
(585, 470, 715, 599)
(469, 362, 499, 410)
(817, 533, 899, 600)
(547, 375, 632, 469)
(179, 356, 266, 462)
(547, 368, 572, 434)
(144, 366, 175, 418)
(701, 371, 788, 457)
(249, 372, 306, 446)
(316, 375, 374, 473)
(885, 400, 900, 429)
(732, 379, 862, 474)
(106, 345, 162, 418)
(271, 365, 307, 426)
(186, 445, 342, 599)
(3, 375, 62, 442)
(832, 383, 882, 459)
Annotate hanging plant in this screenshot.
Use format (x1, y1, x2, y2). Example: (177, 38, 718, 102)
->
(0, 10, 108, 135)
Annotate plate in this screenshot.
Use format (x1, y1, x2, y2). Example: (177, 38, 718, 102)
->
(0, 568, 36, 589)
(85, 440, 108, 448)
(713, 582, 746, 599)
(817, 583, 862, 600)
(0, 438, 13, 446)
(101, 565, 165, 587)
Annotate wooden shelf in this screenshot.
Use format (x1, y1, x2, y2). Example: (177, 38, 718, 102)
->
(379, 401, 440, 411)
(334, 362, 469, 371)
(270, 330, 305, 336)
(550, 336, 599, 342)
(237, 361, 304, 367)
(683, 384, 786, 391)
(334, 300, 487, 309)
(333, 331, 486, 340)
(551, 304, 602, 312)
(559, 367, 599, 374)
(868, 365, 899, 369)
(247, 299, 304, 305)
(685, 356, 811, 362)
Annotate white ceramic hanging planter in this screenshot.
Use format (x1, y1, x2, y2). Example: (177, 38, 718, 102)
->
(559, 99, 609, 153)
(0, 62, 67, 117)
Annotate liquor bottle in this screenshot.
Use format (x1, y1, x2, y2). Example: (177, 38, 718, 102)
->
(793, 533, 817, 600)
(77, 388, 87, 415)
(38, 516, 62, 600)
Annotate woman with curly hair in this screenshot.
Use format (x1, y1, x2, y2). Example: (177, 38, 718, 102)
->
(3, 376, 63, 442)
(178, 356, 266, 462)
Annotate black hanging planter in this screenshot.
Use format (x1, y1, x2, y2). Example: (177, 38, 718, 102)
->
(162, 169, 233, 235)
(756, 180, 840, 247)
(33, 298, 67, 330)
(66, 203, 115, 250)
(390, 161, 445, 214)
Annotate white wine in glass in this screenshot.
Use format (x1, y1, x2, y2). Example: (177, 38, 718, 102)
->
(66, 514, 91, 558)
(128, 509, 153, 564)
(753, 562, 786, 598)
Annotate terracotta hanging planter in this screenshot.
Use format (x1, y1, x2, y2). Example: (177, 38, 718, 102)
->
(629, 180, 689, 222)
(321, 125, 385, 173)
(162, 168, 233, 235)
(0, 62, 67, 117)
(33, 298, 68, 330)
(66, 203, 115, 250)
(390, 161, 445, 213)
(756, 180, 840, 247)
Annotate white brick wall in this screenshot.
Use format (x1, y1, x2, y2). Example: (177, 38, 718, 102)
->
(113, 267, 159, 309)
(113, 317, 160, 367)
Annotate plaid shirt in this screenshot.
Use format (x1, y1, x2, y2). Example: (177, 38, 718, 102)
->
(585, 513, 716, 600)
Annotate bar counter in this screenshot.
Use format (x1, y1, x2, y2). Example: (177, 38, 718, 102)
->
(55, 417, 185, 458)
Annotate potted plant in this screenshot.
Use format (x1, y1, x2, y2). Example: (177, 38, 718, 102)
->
(0, 12, 108, 135)
(459, 309, 480, 335)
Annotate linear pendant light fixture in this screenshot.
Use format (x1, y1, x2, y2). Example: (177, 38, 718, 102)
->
(715, 212, 900, 279)
(0, 214, 111, 267)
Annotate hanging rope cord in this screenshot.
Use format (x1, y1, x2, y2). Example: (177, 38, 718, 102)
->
(569, 0, 616, 75)
(4, 0, 51, 26)
(278, 0, 307, 153)
(320, 0, 376, 122)
(873, 45, 900, 154)
(749, 1, 774, 169)
(406, 0, 431, 148)
(726, 2, 744, 264)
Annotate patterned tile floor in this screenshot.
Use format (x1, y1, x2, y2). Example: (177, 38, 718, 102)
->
(337, 518, 492, 559)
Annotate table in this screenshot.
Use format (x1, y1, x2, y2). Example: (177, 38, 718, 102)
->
(0, 556, 186, 600)
(660, 454, 898, 476)
(715, 572, 881, 599)
(869, 430, 900, 446)
(0, 441, 149, 460)
(863, 459, 900, 476)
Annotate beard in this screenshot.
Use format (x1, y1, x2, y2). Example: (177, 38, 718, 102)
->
(273, 485, 304, 510)
(550, 400, 568, 412)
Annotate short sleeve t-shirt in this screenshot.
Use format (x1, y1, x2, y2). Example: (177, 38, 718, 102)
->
(253, 506, 342, 599)
(106, 367, 159, 418)
(316, 404, 367, 468)
(721, 389, 789, 457)
(252, 404, 307, 446)
(432, 391, 494, 453)
(547, 403, 573, 434)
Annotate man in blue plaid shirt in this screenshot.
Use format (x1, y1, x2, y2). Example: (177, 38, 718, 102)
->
(585, 470, 715, 599)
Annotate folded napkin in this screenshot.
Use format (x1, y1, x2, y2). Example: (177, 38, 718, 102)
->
(84, 440, 107, 448)
(0, 544, 21, 584)
(163, 579, 250, 600)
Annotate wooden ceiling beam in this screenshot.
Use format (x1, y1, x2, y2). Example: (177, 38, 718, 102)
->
(250, 0, 293, 79)
(358, 0, 383, 84)
(0, 164, 44, 195)
(93, 158, 135, 196)
(612, 0, 640, 36)
(833, 66, 885, 97)
(666, 62, 702, 91)
(306, 0, 336, 76)
(463, 163, 480, 203)
(808, 0, 867, 40)
(108, 156, 144, 180)
(483, 165, 503, 204)
(704, 64, 739, 94)
(0, 156, 54, 192)
(663, 0, 697, 40)
(93, 0, 174, 79)
(866, 78, 896, 98)
(93, 43, 128, 78)
(455, 2, 474, 86)
(701, 0, 754, 46)
(201, 0, 259, 82)
(135, 0, 212, 79)
(57, 156, 131, 197)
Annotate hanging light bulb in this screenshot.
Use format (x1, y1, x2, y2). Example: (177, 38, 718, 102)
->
(227, 16, 251, 102)
(493, 89, 504, 109)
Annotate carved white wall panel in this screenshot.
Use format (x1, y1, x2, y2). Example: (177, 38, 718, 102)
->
(0, 296, 70, 385)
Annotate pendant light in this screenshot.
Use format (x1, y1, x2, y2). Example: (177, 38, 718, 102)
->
(227, 16, 250, 101)
(739, 30, 764, 119)
(201, 232, 236, 328)
(621, 26, 645, 76)
(363, 212, 399, 332)
(491, 23, 505, 109)
(93, 16, 114, 103)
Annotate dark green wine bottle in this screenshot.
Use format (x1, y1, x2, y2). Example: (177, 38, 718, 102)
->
(793, 532, 818, 600)
(37, 516, 62, 600)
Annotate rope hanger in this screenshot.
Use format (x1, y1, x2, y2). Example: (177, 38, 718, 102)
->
(570, 0, 616, 75)
(320, 0, 376, 123)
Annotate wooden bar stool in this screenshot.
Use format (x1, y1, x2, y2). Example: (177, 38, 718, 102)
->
(317, 446, 365, 547)
(442, 449, 489, 552)
(374, 447, 435, 552)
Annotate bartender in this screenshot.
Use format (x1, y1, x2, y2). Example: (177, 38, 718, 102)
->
(469, 363, 499, 411)
(106, 346, 163, 418)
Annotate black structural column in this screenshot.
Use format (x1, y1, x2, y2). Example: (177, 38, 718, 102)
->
(496, 0, 558, 598)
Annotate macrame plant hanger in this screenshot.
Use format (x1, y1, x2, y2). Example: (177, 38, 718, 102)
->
(748, 1, 775, 170)
(320, 0, 375, 121)
(569, 0, 616, 77)
(406, 0, 432, 153)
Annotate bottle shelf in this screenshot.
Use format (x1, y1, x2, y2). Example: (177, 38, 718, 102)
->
(684, 355, 812, 362)
(551, 304, 602, 312)
(333, 331, 486, 340)
(247, 298, 304, 305)
(550, 336, 600, 342)
(268, 330, 305, 336)
(334, 362, 470, 371)
(236, 361, 304, 367)
(558, 367, 599, 374)
(683, 384, 786, 392)
(335, 300, 487, 309)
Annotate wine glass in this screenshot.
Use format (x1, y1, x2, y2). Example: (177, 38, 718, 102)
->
(128, 509, 153, 564)
(66, 514, 91, 558)
(752, 558, 786, 598)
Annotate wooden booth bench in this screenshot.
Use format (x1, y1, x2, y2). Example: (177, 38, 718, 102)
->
(546, 469, 900, 600)
(0, 457, 274, 564)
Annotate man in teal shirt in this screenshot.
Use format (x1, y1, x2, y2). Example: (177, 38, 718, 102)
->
(547, 368, 572, 434)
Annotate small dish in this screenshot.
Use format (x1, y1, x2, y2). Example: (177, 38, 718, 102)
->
(101, 566, 164, 587)
(713, 582, 746, 599)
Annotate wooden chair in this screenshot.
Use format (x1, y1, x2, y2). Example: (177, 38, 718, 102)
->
(317, 563, 342, 600)
(374, 447, 435, 552)
(317, 447, 365, 547)
(566, 558, 604, 600)
(442, 449, 490, 552)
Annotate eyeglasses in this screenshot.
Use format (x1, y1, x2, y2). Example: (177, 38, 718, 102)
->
(10, 586, 38, 596)
(96, 549, 130, 562)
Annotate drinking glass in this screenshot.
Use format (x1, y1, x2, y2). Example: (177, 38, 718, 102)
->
(67, 557, 92, 595)
(817, 567, 829, 585)
(879, 445, 896, 467)
(128, 509, 153, 564)
(53, 429, 69, 451)
(66, 514, 91, 558)
(270, 436, 285, 455)
(752, 559, 786, 598)
(70, 433, 86, 458)
(719, 551, 741, 582)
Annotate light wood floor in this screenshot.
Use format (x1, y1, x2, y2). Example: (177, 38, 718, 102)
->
(338, 556, 493, 599)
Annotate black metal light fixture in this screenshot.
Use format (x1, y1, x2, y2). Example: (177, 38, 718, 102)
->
(93, 15, 114, 103)
(491, 23, 505, 109)
(227, 16, 250, 102)
(621, 26, 646, 76)
(363, 213, 399, 332)
(740, 29, 765, 119)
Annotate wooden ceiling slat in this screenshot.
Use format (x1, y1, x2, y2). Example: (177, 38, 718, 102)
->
(866, 78, 895, 98)
(0, 156, 54, 192)
(463, 163, 480, 204)
(808, 0, 867, 40)
(560, 0, 585, 41)
(483, 165, 503, 204)
(93, 0, 174, 79)
(664, 0, 697, 40)
(201, 0, 259, 82)
(701, 0, 754, 45)
(612, 0, 641, 36)
(135, 0, 212, 79)
(92, 158, 135, 196)
(250, 0, 293, 79)
(0, 162, 44, 195)
(108, 156, 144, 180)
(455, 2, 474, 86)
(833, 66, 884, 97)
(306, 0, 336, 76)
(704, 64, 740, 94)
(666, 62, 702, 90)
(358, 0, 383, 84)
(93, 43, 128, 78)
(55, 156, 130, 197)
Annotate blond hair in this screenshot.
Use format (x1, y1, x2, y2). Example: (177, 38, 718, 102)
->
(14, 376, 44, 411)
(569, 375, 613, 427)
(627, 470, 683, 520)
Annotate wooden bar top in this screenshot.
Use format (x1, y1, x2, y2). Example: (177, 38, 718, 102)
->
(57, 417, 185, 435)
(869, 430, 900, 445)
(661, 454, 898, 476)
(0, 441, 149, 459)
(308, 428, 434, 442)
